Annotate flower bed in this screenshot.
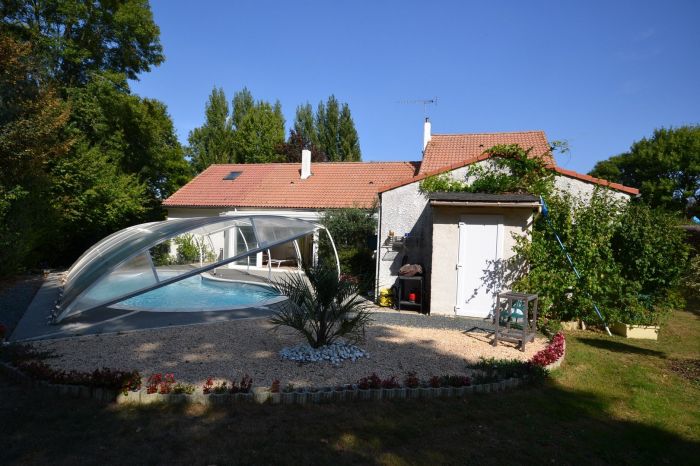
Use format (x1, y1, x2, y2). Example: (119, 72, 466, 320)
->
(530, 332, 565, 370)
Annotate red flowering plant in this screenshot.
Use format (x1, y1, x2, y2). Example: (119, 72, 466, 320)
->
(530, 332, 565, 367)
(357, 373, 382, 390)
(146, 373, 175, 394)
(381, 376, 401, 389)
(270, 379, 281, 393)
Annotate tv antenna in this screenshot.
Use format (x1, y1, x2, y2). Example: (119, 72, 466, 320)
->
(397, 97, 438, 116)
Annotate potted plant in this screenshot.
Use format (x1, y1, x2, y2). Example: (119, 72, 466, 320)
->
(269, 380, 281, 404)
(404, 371, 421, 399)
(381, 376, 400, 400)
(281, 383, 295, 404)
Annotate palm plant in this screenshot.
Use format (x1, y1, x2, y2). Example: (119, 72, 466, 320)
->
(268, 264, 373, 348)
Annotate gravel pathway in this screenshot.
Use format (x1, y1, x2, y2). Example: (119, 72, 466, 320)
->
(31, 310, 546, 388)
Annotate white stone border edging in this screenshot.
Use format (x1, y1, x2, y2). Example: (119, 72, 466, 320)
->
(0, 334, 566, 406)
(0, 360, 527, 405)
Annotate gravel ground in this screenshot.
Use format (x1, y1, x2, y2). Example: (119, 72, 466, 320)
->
(31, 311, 547, 388)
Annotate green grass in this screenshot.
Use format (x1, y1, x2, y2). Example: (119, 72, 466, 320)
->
(1, 309, 699, 465)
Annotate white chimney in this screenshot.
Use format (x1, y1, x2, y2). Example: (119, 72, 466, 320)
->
(301, 149, 312, 179)
(423, 117, 432, 152)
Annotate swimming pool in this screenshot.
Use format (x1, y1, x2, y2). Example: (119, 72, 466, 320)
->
(111, 273, 282, 312)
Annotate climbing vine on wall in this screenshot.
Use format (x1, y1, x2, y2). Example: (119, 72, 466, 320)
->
(419, 144, 555, 196)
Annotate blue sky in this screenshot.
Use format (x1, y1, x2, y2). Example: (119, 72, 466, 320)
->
(130, 0, 700, 173)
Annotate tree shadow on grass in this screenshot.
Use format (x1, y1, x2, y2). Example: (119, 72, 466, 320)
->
(577, 337, 665, 357)
(1, 375, 698, 465)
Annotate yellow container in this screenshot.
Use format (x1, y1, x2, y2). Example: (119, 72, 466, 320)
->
(378, 288, 393, 307)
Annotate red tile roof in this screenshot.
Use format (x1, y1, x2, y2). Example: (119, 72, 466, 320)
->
(164, 131, 639, 209)
(419, 131, 553, 175)
(379, 131, 639, 196)
(163, 162, 419, 209)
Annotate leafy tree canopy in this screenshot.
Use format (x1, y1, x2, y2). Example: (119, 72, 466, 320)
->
(1, 0, 164, 86)
(589, 126, 700, 212)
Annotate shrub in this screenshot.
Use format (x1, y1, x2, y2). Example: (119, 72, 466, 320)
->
(173, 234, 216, 265)
(357, 373, 381, 390)
(172, 382, 195, 395)
(380, 376, 400, 389)
(319, 208, 376, 293)
(514, 191, 689, 326)
(404, 371, 420, 389)
(230, 374, 253, 394)
(269, 264, 373, 348)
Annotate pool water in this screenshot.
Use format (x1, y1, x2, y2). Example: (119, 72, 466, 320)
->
(114, 274, 281, 312)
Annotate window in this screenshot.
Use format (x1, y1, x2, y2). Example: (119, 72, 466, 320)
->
(223, 171, 242, 180)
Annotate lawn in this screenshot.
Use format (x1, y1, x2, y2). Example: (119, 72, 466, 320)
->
(1, 308, 698, 465)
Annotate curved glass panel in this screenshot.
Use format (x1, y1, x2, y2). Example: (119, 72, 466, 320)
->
(57, 216, 318, 322)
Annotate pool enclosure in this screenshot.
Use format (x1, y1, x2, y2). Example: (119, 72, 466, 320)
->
(55, 215, 339, 323)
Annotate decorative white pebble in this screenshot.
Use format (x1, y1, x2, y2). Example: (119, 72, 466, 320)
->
(279, 342, 369, 365)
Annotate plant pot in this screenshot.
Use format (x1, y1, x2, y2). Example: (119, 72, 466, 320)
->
(418, 387, 431, 399)
(358, 389, 371, 401)
(370, 389, 382, 401)
(332, 389, 346, 402)
(209, 393, 228, 406)
(454, 386, 466, 397)
(475, 384, 485, 394)
(295, 390, 308, 405)
(281, 391, 295, 405)
(308, 391, 321, 403)
(490, 382, 501, 393)
(611, 323, 659, 340)
(382, 388, 396, 400)
(269, 392, 280, 404)
(252, 387, 270, 404)
(394, 387, 407, 400)
(168, 393, 188, 404)
(440, 387, 452, 398)
(235, 392, 253, 403)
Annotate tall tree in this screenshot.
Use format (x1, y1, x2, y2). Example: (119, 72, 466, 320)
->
(589, 126, 700, 212)
(232, 87, 254, 130)
(187, 87, 236, 172)
(233, 99, 285, 163)
(1, 0, 164, 86)
(0, 34, 71, 274)
(314, 95, 361, 161)
(316, 95, 340, 160)
(293, 103, 317, 149)
(338, 103, 361, 161)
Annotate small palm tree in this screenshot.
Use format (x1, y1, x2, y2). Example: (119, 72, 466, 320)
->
(269, 264, 373, 348)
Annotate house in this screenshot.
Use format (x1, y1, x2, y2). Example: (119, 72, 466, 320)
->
(375, 120, 638, 317)
(163, 119, 639, 317)
(163, 159, 418, 269)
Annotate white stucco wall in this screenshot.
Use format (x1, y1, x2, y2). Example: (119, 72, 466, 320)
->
(553, 175, 633, 203)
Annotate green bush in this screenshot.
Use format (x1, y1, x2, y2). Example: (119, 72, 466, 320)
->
(319, 208, 376, 292)
(514, 191, 689, 326)
(173, 234, 215, 265)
